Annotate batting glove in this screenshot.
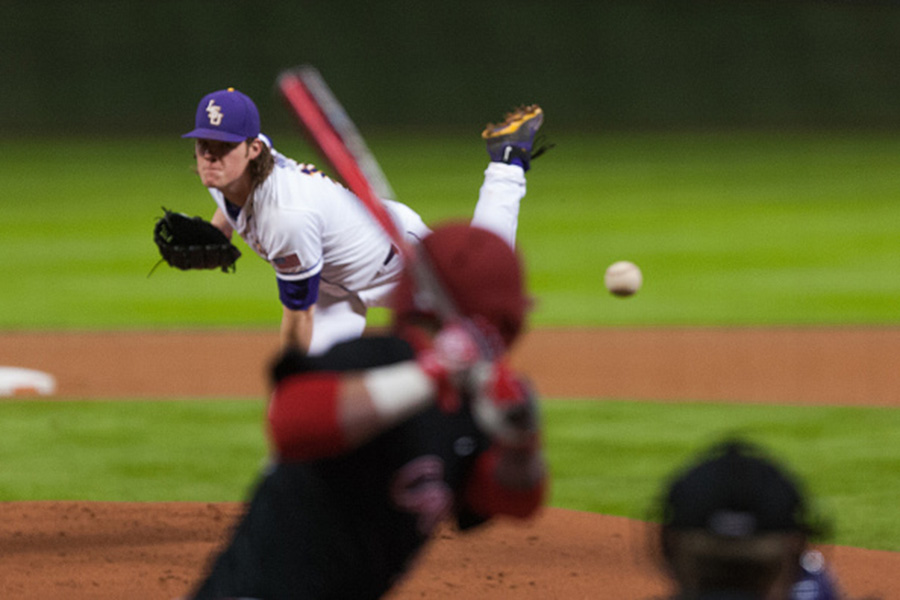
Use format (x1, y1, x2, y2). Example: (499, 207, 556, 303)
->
(470, 361, 540, 448)
(417, 320, 483, 412)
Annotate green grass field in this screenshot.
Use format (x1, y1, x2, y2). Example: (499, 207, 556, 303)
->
(1, 133, 898, 551)
(3, 132, 900, 328)
(0, 398, 896, 551)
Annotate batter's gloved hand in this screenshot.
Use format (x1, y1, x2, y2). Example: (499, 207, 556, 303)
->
(153, 207, 241, 272)
(470, 361, 540, 448)
(418, 320, 482, 413)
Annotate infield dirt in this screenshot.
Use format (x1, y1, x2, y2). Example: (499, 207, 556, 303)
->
(0, 328, 897, 599)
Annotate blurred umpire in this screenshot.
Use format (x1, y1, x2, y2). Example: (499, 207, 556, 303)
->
(654, 439, 842, 600)
(186, 223, 547, 600)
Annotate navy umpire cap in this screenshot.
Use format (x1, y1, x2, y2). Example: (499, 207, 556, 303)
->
(662, 440, 812, 538)
(183, 88, 261, 143)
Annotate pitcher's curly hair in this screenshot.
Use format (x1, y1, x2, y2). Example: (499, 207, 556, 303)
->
(247, 137, 275, 189)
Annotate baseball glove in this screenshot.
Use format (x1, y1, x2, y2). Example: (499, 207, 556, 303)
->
(153, 208, 241, 272)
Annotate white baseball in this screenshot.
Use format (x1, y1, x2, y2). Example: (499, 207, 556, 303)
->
(604, 260, 642, 297)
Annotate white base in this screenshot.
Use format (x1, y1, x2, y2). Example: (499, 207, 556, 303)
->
(0, 367, 56, 396)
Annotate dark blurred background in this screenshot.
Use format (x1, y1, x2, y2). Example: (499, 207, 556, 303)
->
(2, 0, 899, 136)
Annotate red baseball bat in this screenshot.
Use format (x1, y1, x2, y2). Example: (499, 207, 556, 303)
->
(277, 69, 405, 253)
(277, 66, 462, 325)
(289, 65, 396, 202)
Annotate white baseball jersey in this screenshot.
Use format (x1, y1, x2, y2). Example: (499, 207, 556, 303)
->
(206, 145, 525, 354)
(208, 148, 425, 309)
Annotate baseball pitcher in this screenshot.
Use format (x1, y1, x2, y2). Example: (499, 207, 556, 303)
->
(167, 87, 548, 355)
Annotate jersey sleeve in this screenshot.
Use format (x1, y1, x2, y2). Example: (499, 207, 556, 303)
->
(267, 337, 416, 461)
(268, 372, 346, 461)
(460, 444, 547, 521)
(263, 209, 326, 310)
(265, 209, 325, 282)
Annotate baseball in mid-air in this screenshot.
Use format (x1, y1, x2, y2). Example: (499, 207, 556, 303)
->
(604, 260, 642, 297)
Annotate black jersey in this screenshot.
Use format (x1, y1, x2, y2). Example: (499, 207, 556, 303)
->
(192, 335, 492, 600)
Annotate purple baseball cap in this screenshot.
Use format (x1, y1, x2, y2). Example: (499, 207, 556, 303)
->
(182, 88, 260, 143)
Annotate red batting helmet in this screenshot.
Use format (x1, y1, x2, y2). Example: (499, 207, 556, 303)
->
(392, 223, 529, 349)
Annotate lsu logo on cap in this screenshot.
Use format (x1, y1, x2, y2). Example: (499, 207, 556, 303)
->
(183, 88, 259, 142)
(206, 99, 223, 126)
